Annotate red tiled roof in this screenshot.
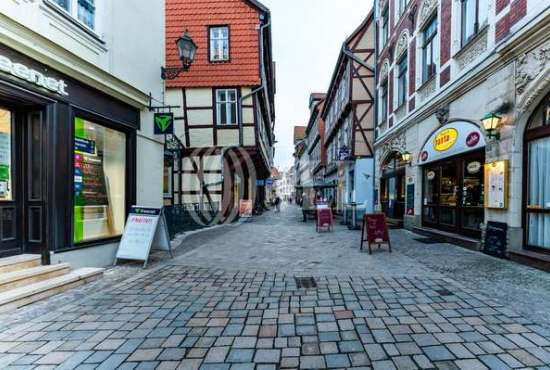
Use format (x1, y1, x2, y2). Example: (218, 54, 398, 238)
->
(166, 0, 264, 88)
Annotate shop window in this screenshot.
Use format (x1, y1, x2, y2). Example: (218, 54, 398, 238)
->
(50, 0, 96, 30)
(210, 26, 230, 62)
(216, 89, 238, 125)
(397, 56, 408, 108)
(0, 109, 12, 201)
(461, 0, 487, 46)
(422, 17, 438, 83)
(74, 117, 126, 243)
(527, 136, 550, 250)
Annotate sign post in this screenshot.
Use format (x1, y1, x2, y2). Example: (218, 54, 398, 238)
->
(361, 213, 392, 255)
(114, 206, 173, 268)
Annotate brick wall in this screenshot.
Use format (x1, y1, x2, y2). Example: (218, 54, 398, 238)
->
(440, 0, 452, 65)
(440, 66, 451, 86)
(496, 0, 510, 14)
(409, 38, 416, 94)
(496, 0, 527, 43)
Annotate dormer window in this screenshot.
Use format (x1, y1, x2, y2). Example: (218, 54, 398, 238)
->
(210, 26, 230, 62)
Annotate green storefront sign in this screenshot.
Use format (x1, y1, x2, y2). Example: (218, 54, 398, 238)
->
(154, 113, 174, 135)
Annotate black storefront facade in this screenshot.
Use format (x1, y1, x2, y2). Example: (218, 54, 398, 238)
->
(0, 44, 138, 264)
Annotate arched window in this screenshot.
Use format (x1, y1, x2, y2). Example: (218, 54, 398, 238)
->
(524, 95, 550, 251)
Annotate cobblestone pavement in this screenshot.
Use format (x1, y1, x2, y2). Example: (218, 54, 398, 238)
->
(1, 205, 550, 369)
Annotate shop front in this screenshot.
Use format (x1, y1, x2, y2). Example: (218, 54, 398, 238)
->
(418, 121, 486, 238)
(380, 152, 406, 223)
(0, 45, 138, 262)
(523, 93, 550, 252)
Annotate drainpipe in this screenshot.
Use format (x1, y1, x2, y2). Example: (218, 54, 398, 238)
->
(238, 12, 271, 146)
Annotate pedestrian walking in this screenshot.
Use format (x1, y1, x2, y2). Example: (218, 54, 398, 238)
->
(275, 196, 281, 212)
(301, 192, 309, 222)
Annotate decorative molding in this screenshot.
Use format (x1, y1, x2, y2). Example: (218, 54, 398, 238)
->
(408, 4, 418, 29)
(435, 104, 450, 124)
(395, 31, 409, 60)
(380, 59, 390, 82)
(456, 30, 488, 71)
(516, 38, 550, 111)
(418, 77, 436, 102)
(379, 132, 406, 164)
(417, 0, 438, 31)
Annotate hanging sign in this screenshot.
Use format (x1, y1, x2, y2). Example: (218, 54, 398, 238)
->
(338, 148, 351, 161)
(115, 206, 174, 268)
(484, 160, 508, 209)
(467, 161, 482, 174)
(419, 121, 486, 165)
(266, 178, 275, 186)
(154, 113, 174, 135)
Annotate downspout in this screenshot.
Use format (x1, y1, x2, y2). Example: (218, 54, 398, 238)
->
(238, 12, 271, 147)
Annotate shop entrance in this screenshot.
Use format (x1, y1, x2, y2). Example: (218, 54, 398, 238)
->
(0, 105, 46, 258)
(380, 152, 406, 222)
(422, 150, 485, 238)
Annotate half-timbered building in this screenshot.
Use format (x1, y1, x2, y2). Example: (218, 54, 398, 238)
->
(165, 0, 275, 220)
(322, 12, 376, 220)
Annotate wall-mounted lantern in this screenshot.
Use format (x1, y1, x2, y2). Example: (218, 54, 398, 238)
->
(401, 151, 412, 166)
(481, 112, 502, 140)
(161, 30, 197, 80)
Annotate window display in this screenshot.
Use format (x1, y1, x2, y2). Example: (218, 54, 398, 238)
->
(74, 117, 126, 243)
(0, 109, 11, 201)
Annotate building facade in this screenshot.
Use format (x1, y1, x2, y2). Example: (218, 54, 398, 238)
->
(305, 93, 327, 184)
(322, 13, 376, 221)
(164, 0, 276, 221)
(374, 0, 550, 262)
(0, 0, 165, 267)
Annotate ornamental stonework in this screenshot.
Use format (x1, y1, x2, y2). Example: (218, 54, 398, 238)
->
(379, 133, 407, 163)
(515, 38, 550, 111)
(456, 31, 488, 71)
(395, 31, 409, 61)
(418, 0, 438, 30)
(419, 77, 436, 102)
(380, 60, 390, 82)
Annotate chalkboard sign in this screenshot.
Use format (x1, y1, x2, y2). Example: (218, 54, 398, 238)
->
(74, 154, 109, 207)
(483, 221, 507, 258)
(115, 206, 173, 268)
(406, 184, 415, 215)
(317, 208, 333, 232)
(361, 213, 392, 254)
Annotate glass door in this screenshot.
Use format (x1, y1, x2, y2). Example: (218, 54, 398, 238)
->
(440, 160, 458, 227)
(462, 157, 484, 231)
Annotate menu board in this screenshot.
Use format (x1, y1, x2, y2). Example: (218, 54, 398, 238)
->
(484, 160, 508, 209)
(364, 213, 390, 244)
(115, 207, 173, 268)
(406, 183, 415, 215)
(317, 208, 333, 231)
(74, 153, 109, 207)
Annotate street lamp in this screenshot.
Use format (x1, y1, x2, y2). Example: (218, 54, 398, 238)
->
(481, 112, 502, 140)
(401, 151, 412, 166)
(162, 30, 197, 80)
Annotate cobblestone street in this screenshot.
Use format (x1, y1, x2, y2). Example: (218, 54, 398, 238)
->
(1, 205, 550, 369)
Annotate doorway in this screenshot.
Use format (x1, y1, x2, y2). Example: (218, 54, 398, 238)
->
(0, 105, 46, 258)
(422, 150, 484, 238)
(380, 152, 406, 222)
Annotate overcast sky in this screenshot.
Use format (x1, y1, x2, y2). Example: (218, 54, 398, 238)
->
(260, 0, 374, 171)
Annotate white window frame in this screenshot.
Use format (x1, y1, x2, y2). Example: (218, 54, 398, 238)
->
(210, 26, 230, 62)
(398, 0, 408, 17)
(216, 89, 238, 125)
(49, 0, 97, 31)
(397, 56, 408, 108)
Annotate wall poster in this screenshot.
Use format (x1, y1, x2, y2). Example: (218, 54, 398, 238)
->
(484, 160, 508, 209)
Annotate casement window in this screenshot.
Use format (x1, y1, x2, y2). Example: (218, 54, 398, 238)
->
(461, 0, 487, 46)
(216, 89, 238, 125)
(210, 26, 230, 61)
(398, 0, 408, 17)
(381, 81, 388, 121)
(397, 56, 408, 108)
(422, 17, 438, 83)
(381, 7, 389, 48)
(52, 0, 96, 30)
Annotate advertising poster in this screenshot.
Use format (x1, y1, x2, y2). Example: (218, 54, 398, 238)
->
(484, 160, 508, 209)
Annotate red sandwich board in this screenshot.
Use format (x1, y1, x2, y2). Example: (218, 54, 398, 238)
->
(361, 213, 392, 254)
(316, 207, 333, 232)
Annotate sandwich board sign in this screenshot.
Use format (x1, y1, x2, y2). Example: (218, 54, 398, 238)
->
(114, 206, 174, 268)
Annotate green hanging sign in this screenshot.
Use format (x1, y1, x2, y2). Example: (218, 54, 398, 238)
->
(154, 113, 174, 135)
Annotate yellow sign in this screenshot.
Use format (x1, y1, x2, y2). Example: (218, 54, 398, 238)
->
(433, 128, 458, 151)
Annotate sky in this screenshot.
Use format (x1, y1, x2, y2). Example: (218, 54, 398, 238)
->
(260, 0, 374, 171)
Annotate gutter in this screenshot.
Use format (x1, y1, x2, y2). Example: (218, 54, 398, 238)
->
(237, 12, 271, 146)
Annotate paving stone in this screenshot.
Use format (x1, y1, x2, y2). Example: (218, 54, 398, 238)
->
(423, 345, 455, 361)
(326, 354, 351, 368)
(299, 355, 325, 369)
(254, 349, 280, 363)
(127, 349, 162, 362)
(226, 349, 254, 363)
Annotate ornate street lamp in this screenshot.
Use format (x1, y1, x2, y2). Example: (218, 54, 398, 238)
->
(162, 30, 197, 80)
(481, 112, 502, 140)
